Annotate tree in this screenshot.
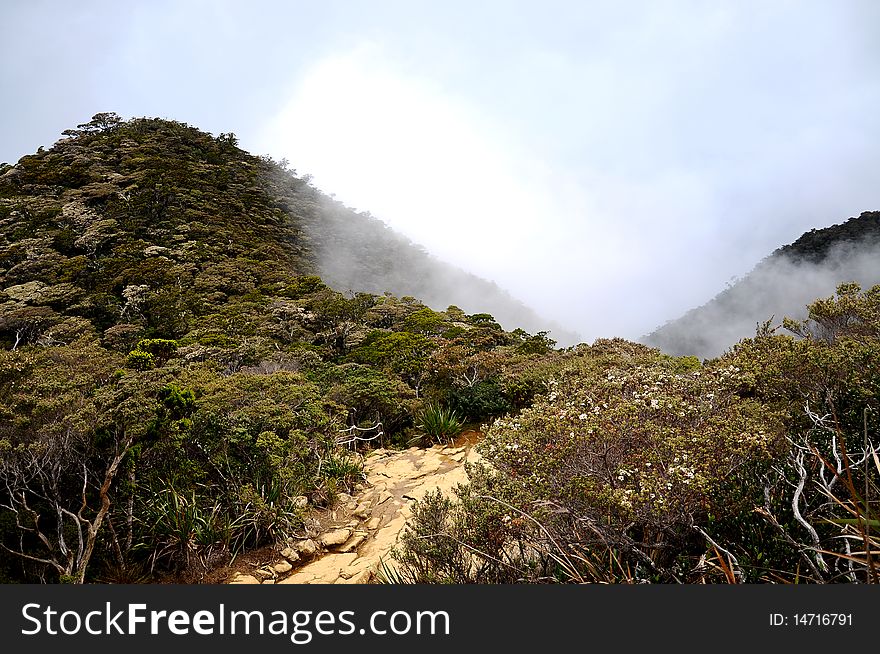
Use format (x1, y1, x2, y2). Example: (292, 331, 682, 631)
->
(402, 307, 446, 335)
(0, 421, 135, 582)
(62, 112, 123, 137)
(511, 329, 556, 354)
(0, 344, 151, 583)
(349, 331, 435, 395)
(0, 304, 58, 350)
(309, 290, 375, 356)
(217, 132, 238, 147)
(783, 282, 880, 345)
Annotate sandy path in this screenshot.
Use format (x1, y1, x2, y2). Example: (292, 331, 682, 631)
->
(228, 438, 480, 585)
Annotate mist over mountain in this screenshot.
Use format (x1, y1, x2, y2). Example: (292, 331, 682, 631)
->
(261, 166, 581, 345)
(643, 211, 880, 359)
(0, 114, 584, 583)
(0, 114, 577, 348)
(2, 114, 880, 587)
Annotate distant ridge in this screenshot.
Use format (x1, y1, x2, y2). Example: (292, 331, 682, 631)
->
(643, 211, 880, 359)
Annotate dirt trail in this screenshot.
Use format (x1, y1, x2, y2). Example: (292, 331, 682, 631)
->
(227, 435, 481, 585)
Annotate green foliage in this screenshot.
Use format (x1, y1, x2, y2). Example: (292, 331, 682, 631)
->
(402, 307, 446, 335)
(280, 275, 325, 298)
(125, 339, 178, 370)
(62, 112, 123, 136)
(447, 380, 510, 422)
(196, 332, 237, 348)
(126, 348, 155, 370)
(661, 354, 702, 373)
(397, 348, 787, 582)
(416, 404, 465, 445)
(775, 211, 880, 265)
(135, 477, 306, 575)
(511, 329, 557, 354)
(319, 451, 364, 489)
(323, 363, 416, 430)
(395, 490, 473, 582)
(6, 114, 876, 585)
(467, 313, 501, 329)
(395, 484, 549, 583)
(0, 116, 581, 581)
(349, 330, 434, 385)
(784, 282, 880, 345)
(136, 485, 230, 572)
(158, 383, 196, 418)
(396, 286, 880, 584)
(135, 338, 178, 360)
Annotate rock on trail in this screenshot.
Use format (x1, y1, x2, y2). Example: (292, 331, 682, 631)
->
(227, 440, 480, 585)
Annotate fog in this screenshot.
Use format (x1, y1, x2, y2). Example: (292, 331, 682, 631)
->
(644, 233, 880, 359)
(296, 192, 583, 345)
(2, 1, 879, 343)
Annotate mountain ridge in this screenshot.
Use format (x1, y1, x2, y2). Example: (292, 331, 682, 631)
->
(0, 113, 578, 348)
(2, 114, 879, 586)
(0, 113, 575, 582)
(643, 210, 880, 358)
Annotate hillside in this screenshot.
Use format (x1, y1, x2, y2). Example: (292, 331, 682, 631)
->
(643, 211, 880, 358)
(271, 174, 581, 346)
(1, 115, 877, 586)
(0, 114, 570, 583)
(0, 114, 576, 349)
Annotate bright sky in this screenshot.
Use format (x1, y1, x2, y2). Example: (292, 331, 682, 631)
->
(2, 0, 879, 340)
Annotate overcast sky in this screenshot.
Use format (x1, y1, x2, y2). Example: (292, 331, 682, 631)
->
(2, 0, 878, 341)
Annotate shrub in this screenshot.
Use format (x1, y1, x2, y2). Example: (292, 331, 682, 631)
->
(197, 332, 237, 348)
(135, 338, 179, 361)
(397, 355, 785, 582)
(126, 338, 178, 370)
(135, 485, 229, 573)
(126, 348, 155, 370)
(416, 404, 464, 445)
(448, 380, 510, 421)
(324, 363, 417, 431)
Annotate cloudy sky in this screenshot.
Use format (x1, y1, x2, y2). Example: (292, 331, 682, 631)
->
(2, 0, 878, 341)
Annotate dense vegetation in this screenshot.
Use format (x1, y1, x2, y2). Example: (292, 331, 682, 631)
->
(644, 211, 880, 358)
(0, 115, 876, 584)
(0, 114, 563, 582)
(775, 212, 880, 265)
(395, 284, 880, 583)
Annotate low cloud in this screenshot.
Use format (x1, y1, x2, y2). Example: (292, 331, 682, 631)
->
(644, 236, 880, 359)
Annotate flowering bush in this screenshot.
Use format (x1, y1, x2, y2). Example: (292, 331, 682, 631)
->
(475, 355, 782, 577)
(396, 287, 880, 583)
(396, 343, 785, 582)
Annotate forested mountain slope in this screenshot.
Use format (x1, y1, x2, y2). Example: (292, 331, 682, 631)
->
(1, 115, 877, 586)
(644, 211, 880, 358)
(0, 114, 566, 582)
(0, 113, 575, 349)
